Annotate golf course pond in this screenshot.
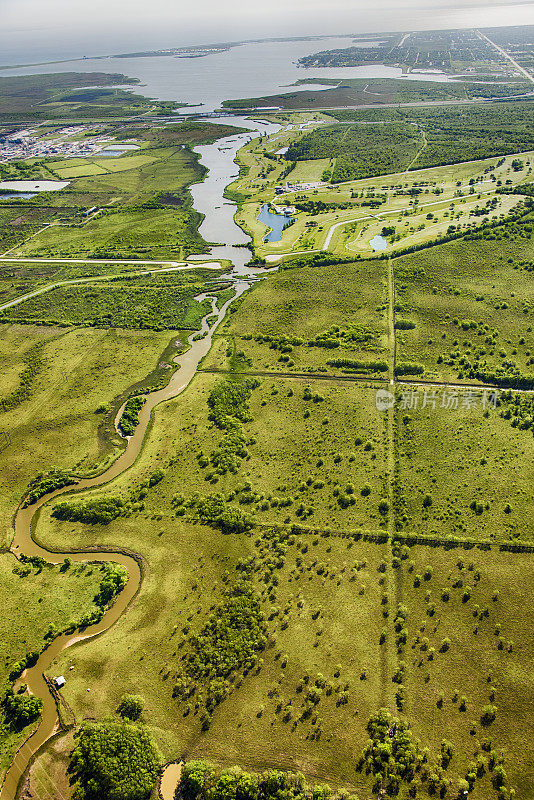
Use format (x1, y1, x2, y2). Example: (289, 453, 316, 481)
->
(258, 203, 295, 242)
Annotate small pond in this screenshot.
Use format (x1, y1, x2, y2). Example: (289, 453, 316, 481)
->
(257, 203, 294, 243)
(370, 234, 388, 251)
(98, 144, 140, 157)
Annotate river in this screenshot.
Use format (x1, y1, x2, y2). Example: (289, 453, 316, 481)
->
(188, 115, 281, 270)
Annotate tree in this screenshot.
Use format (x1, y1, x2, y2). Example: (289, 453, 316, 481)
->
(3, 691, 42, 730)
(480, 704, 497, 726)
(117, 694, 144, 721)
(69, 720, 161, 800)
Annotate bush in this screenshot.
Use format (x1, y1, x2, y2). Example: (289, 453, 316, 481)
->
(480, 704, 497, 726)
(395, 361, 424, 376)
(148, 469, 164, 487)
(117, 694, 144, 721)
(394, 320, 416, 330)
(378, 499, 389, 515)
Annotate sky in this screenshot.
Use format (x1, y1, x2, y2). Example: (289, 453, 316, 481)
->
(1, 0, 533, 65)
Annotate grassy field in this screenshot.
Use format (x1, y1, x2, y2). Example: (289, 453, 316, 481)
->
(204, 259, 389, 375)
(395, 545, 534, 799)
(394, 398, 533, 541)
(32, 368, 391, 792)
(1, 268, 228, 330)
(27, 365, 534, 798)
(0, 324, 189, 549)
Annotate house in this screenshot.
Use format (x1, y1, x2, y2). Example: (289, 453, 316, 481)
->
(53, 676, 66, 688)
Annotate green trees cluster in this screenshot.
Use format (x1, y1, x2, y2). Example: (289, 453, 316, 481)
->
(3, 690, 43, 730)
(331, 103, 534, 170)
(0, 343, 43, 413)
(69, 720, 161, 800)
(179, 761, 358, 800)
(117, 694, 145, 721)
(52, 496, 126, 525)
(394, 362, 424, 376)
(181, 493, 254, 534)
(204, 379, 260, 475)
(173, 577, 266, 723)
(358, 709, 422, 795)
(23, 469, 77, 507)
(118, 396, 146, 437)
(285, 123, 421, 182)
(327, 358, 388, 373)
(94, 563, 128, 609)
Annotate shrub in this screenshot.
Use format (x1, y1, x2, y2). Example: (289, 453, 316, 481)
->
(480, 704, 497, 726)
(148, 469, 164, 487)
(117, 694, 144, 721)
(378, 499, 389, 515)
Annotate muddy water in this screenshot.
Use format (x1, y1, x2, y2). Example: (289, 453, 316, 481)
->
(160, 762, 183, 800)
(0, 281, 250, 800)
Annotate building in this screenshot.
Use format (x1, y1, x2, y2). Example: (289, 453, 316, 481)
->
(53, 676, 66, 688)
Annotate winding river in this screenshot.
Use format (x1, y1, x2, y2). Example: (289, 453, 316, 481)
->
(0, 114, 272, 799)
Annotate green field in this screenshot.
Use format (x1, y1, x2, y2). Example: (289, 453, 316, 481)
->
(393, 217, 534, 386)
(1, 121, 244, 263)
(0, 72, 182, 120)
(203, 259, 389, 375)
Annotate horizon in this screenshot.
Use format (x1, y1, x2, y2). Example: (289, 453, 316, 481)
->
(1, 0, 533, 67)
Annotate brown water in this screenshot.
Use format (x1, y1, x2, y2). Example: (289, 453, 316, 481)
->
(0, 281, 250, 800)
(160, 762, 183, 800)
